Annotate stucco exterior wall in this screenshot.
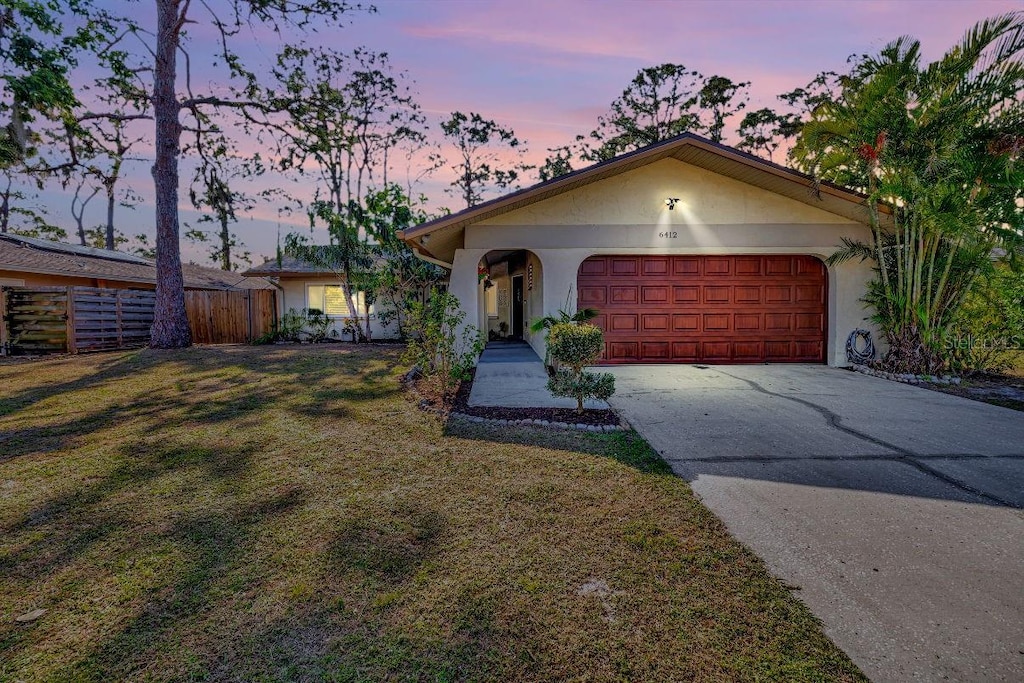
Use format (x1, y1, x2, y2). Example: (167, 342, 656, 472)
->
(446, 159, 881, 367)
(277, 275, 399, 340)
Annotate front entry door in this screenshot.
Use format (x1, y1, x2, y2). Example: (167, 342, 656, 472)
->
(511, 275, 524, 339)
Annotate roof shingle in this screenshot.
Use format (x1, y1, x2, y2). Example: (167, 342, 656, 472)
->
(0, 234, 277, 290)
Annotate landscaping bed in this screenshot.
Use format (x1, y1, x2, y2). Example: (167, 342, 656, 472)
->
(923, 371, 1024, 412)
(851, 362, 1024, 412)
(447, 368, 622, 427)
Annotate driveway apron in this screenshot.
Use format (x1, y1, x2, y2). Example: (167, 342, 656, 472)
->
(606, 364, 1024, 682)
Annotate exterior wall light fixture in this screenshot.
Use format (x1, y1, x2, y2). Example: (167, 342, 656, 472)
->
(665, 197, 680, 210)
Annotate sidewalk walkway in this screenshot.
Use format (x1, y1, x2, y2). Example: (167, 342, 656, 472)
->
(467, 341, 609, 409)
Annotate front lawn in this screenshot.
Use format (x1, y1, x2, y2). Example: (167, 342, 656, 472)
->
(0, 346, 862, 681)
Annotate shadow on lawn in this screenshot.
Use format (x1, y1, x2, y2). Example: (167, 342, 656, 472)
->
(199, 504, 525, 681)
(1, 435, 306, 677)
(444, 418, 673, 476)
(195, 569, 524, 681)
(328, 503, 445, 582)
(0, 346, 402, 462)
(59, 484, 307, 681)
(0, 440, 256, 570)
(0, 344, 402, 423)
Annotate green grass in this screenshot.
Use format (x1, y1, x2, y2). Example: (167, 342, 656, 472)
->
(0, 346, 863, 681)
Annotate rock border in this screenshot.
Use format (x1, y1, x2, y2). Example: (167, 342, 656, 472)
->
(850, 363, 962, 386)
(448, 410, 629, 433)
(405, 368, 630, 434)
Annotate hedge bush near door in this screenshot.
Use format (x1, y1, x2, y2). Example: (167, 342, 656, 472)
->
(546, 322, 615, 413)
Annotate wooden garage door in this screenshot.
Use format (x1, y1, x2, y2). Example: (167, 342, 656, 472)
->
(578, 255, 827, 364)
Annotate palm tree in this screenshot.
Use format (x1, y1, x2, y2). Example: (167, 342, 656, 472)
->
(792, 12, 1024, 373)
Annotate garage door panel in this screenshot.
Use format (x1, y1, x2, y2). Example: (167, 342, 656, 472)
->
(580, 286, 607, 305)
(579, 255, 826, 364)
(610, 286, 637, 304)
(765, 256, 794, 275)
(735, 286, 761, 303)
(735, 313, 761, 331)
(642, 257, 670, 275)
(672, 341, 700, 360)
(735, 257, 762, 276)
(608, 341, 638, 360)
(641, 286, 670, 303)
(795, 312, 824, 331)
(610, 314, 638, 332)
(766, 341, 793, 359)
(642, 314, 670, 332)
(610, 258, 638, 275)
(674, 286, 700, 304)
(673, 314, 699, 331)
(703, 313, 731, 331)
(795, 340, 823, 360)
(765, 286, 792, 303)
(703, 286, 730, 304)
(704, 257, 732, 276)
(702, 341, 732, 360)
(765, 313, 792, 331)
(795, 284, 825, 303)
(734, 341, 763, 360)
(674, 257, 700, 275)
(641, 341, 671, 359)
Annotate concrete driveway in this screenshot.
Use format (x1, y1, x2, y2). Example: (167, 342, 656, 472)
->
(605, 364, 1024, 682)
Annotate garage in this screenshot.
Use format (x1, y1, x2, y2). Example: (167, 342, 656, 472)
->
(578, 254, 827, 364)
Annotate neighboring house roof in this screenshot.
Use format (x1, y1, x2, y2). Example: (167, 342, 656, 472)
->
(244, 253, 393, 278)
(0, 234, 277, 290)
(398, 132, 890, 266)
(243, 255, 337, 277)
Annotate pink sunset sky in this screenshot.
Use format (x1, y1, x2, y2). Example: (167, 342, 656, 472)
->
(31, 0, 1022, 266)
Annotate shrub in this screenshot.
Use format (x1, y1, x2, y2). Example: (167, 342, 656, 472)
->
(946, 267, 1024, 374)
(403, 290, 484, 400)
(266, 308, 339, 344)
(545, 322, 615, 413)
(304, 308, 337, 343)
(278, 309, 306, 342)
(548, 368, 615, 411)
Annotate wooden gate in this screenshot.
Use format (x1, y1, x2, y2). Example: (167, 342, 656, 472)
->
(185, 289, 277, 344)
(3, 287, 69, 354)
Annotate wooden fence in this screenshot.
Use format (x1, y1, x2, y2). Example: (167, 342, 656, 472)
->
(186, 289, 277, 344)
(1, 286, 277, 355)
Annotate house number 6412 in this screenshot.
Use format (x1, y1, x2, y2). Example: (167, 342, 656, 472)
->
(659, 231, 678, 238)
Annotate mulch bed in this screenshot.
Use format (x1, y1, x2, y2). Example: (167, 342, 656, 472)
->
(451, 370, 621, 426)
(409, 368, 622, 427)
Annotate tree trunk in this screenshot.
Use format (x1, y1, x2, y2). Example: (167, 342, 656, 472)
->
(105, 185, 116, 250)
(219, 215, 231, 270)
(75, 214, 87, 246)
(149, 0, 191, 348)
(1, 191, 10, 234)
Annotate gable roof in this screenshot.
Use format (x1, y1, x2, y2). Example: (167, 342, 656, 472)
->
(398, 132, 887, 266)
(0, 234, 277, 290)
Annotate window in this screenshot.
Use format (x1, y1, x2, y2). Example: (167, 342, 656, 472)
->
(306, 285, 367, 316)
(486, 284, 498, 317)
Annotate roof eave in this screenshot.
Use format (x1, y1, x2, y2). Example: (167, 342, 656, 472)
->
(401, 133, 886, 241)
